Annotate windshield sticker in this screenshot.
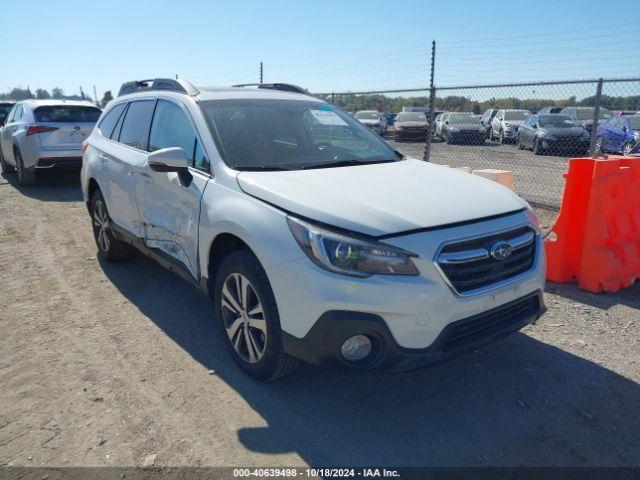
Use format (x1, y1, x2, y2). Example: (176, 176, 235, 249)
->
(310, 109, 348, 126)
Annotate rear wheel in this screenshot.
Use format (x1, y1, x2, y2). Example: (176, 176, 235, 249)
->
(214, 250, 297, 381)
(0, 147, 15, 173)
(15, 149, 35, 186)
(90, 189, 134, 262)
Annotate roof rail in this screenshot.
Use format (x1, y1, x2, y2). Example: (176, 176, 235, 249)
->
(231, 83, 308, 94)
(117, 78, 200, 97)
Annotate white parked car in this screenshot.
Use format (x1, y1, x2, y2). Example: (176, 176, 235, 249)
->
(81, 78, 546, 380)
(0, 100, 101, 185)
(489, 109, 531, 144)
(354, 110, 387, 135)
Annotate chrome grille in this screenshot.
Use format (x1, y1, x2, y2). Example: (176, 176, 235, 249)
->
(436, 226, 537, 294)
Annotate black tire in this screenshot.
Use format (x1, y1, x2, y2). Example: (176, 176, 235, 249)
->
(214, 250, 297, 381)
(90, 189, 135, 262)
(0, 147, 15, 173)
(533, 138, 543, 155)
(15, 149, 35, 186)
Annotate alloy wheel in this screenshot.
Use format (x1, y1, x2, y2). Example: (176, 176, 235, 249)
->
(221, 273, 267, 364)
(93, 199, 111, 253)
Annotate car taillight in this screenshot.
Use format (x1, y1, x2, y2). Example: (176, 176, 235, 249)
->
(82, 140, 89, 153)
(26, 125, 59, 136)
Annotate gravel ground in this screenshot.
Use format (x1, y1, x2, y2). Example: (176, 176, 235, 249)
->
(0, 171, 639, 468)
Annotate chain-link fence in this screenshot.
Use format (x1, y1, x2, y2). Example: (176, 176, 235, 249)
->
(316, 77, 640, 210)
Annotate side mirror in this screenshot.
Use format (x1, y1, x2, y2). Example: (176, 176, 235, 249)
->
(148, 147, 189, 172)
(147, 147, 192, 186)
(622, 126, 628, 132)
(445, 121, 449, 125)
(532, 124, 538, 129)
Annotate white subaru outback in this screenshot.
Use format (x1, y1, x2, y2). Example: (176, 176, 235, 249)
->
(81, 78, 546, 380)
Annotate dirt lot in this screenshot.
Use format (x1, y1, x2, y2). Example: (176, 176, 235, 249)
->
(1, 171, 639, 468)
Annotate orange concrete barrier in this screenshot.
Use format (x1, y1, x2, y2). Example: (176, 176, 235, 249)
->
(545, 156, 640, 293)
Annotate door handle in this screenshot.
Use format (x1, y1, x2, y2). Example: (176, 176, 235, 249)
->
(99, 153, 111, 164)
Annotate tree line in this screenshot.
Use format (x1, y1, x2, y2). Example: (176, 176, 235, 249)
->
(319, 93, 640, 114)
(0, 87, 114, 107)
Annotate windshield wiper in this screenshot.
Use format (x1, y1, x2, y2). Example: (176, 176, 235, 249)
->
(301, 159, 396, 170)
(233, 165, 291, 171)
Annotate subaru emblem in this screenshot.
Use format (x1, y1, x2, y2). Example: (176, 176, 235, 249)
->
(490, 241, 513, 261)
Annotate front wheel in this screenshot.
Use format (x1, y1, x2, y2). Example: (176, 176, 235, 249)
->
(90, 189, 134, 262)
(214, 250, 297, 381)
(623, 141, 635, 156)
(533, 138, 543, 155)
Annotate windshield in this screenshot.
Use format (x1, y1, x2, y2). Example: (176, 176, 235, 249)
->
(448, 114, 480, 124)
(539, 115, 579, 128)
(627, 116, 640, 129)
(199, 100, 398, 170)
(574, 108, 612, 120)
(396, 112, 426, 122)
(34, 105, 102, 123)
(355, 111, 379, 120)
(504, 110, 529, 121)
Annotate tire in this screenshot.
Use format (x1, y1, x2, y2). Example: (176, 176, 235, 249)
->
(90, 189, 135, 262)
(15, 149, 35, 186)
(0, 147, 15, 173)
(623, 141, 635, 156)
(214, 250, 298, 381)
(533, 138, 543, 155)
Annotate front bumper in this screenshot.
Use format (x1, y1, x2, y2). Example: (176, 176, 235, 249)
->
(448, 131, 486, 143)
(283, 290, 545, 371)
(541, 138, 590, 152)
(394, 128, 428, 141)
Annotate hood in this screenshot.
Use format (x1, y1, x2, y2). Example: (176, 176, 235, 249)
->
(236, 159, 526, 236)
(396, 121, 428, 127)
(504, 120, 524, 127)
(540, 126, 588, 138)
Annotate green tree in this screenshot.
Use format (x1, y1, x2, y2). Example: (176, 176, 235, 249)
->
(100, 90, 113, 107)
(51, 87, 64, 99)
(35, 88, 51, 99)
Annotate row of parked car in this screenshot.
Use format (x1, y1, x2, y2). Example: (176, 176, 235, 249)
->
(348, 105, 640, 157)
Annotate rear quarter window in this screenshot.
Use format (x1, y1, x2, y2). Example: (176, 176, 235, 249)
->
(34, 106, 102, 123)
(97, 103, 127, 138)
(117, 100, 156, 149)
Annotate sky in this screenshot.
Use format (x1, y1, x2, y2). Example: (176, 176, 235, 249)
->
(1, 0, 639, 101)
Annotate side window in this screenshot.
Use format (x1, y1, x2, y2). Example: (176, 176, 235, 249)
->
(194, 139, 209, 171)
(97, 103, 126, 138)
(6, 105, 18, 123)
(118, 100, 155, 149)
(13, 105, 24, 122)
(149, 100, 208, 171)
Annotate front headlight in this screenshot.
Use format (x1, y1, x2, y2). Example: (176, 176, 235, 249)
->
(287, 216, 419, 277)
(449, 127, 460, 132)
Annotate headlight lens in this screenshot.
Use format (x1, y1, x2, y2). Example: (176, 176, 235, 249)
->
(287, 216, 419, 277)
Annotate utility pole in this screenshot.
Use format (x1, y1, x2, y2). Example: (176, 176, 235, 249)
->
(93, 85, 98, 106)
(260, 62, 263, 83)
(423, 40, 436, 162)
(80, 86, 85, 100)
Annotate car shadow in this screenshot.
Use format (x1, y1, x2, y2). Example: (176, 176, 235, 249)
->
(99, 253, 640, 466)
(0, 170, 82, 202)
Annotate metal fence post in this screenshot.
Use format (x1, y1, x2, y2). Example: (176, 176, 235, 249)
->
(589, 78, 604, 157)
(423, 40, 436, 162)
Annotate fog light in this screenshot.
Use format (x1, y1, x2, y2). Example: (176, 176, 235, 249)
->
(341, 335, 372, 362)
